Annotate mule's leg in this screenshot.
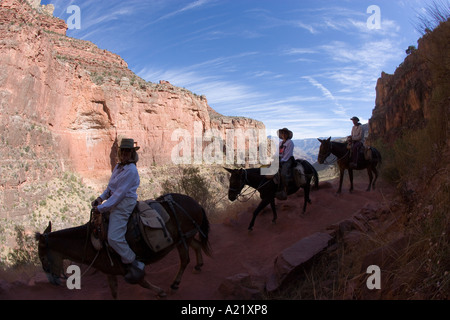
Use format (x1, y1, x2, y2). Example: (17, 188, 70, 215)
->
(366, 167, 374, 191)
(337, 169, 345, 193)
(139, 278, 167, 299)
(190, 238, 204, 272)
(170, 243, 191, 291)
(302, 185, 311, 213)
(348, 169, 354, 192)
(372, 165, 379, 190)
(269, 198, 277, 224)
(248, 198, 271, 231)
(107, 275, 118, 299)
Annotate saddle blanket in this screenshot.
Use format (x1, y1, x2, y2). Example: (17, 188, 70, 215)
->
(138, 201, 173, 253)
(272, 160, 309, 187)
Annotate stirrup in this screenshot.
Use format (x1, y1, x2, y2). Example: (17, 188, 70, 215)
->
(124, 261, 145, 284)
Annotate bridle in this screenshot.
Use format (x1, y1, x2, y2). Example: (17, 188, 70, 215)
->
(318, 140, 349, 164)
(40, 215, 102, 285)
(229, 169, 271, 202)
(40, 232, 68, 284)
(228, 169, 249, 195)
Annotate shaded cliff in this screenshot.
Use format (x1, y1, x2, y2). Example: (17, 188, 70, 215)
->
(368, 19, 450, 145)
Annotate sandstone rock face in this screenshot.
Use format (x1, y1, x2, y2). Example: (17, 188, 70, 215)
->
(266, 232, 333, 292)
(0, 0, 265, 219)
(368, 20, 450, 145)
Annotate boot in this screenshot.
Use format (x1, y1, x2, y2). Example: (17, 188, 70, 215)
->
(124, 260, 145, 284)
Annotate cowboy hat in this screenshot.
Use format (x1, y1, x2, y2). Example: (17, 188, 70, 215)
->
(119, 138, 140, 150)
(277, 128, 293, 139)
(350, 116, 360, 122)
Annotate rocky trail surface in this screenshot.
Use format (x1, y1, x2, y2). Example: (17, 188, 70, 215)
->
(0, 178, 395, 300)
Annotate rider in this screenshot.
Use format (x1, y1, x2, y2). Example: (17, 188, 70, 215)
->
(276, 128, 294, 200)
(348, 117, 364, 168)
(91, 138, 145, 284)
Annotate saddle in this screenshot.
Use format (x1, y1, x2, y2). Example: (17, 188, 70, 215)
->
(269, 158, 311, 187)
(90, 200, 173, 253)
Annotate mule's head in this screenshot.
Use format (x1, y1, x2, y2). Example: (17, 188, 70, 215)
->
(35, 222, 63, 286)
(317, 137, 332, 164)
(224, 168, 245, 201)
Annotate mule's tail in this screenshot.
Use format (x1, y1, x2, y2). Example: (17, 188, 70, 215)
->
(199, 207, 212, 257)
(300, 160, 319, 190)
(373, 147, 382, 165)
(312, 165, 319, 190)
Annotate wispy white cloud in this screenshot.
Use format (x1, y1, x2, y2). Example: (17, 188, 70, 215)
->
(302, 76, 348, 117)
(152, 0, 215, 24)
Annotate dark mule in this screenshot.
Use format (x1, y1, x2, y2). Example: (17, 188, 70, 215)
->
(35, 193, 211, 299)
(317, 137, 382, 193)
(225, 160, 318, 231)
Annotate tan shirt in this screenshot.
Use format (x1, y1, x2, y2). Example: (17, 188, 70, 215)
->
(351, 124, 363, 142)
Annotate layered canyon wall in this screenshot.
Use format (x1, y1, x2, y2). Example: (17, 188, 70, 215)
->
(0, 0, 265, 219)
(368, 19, 450, 145)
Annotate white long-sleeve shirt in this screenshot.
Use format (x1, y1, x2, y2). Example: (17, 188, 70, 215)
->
(279, 139, 294, 163)
(351, 124, 363, 142)
(97, 163, 140, 213)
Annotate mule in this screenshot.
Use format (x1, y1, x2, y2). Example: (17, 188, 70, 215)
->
(317, 137, 382, 193)
(225, 159, 318, 231)
(35, 193, 211, 299)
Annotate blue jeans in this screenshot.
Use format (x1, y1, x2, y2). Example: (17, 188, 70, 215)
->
(107, 197, 137, 264)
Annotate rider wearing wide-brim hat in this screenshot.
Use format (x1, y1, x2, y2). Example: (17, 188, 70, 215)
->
(348, 117, 364, 168)
(92, 138, 144, 284)
(276, 128, 294, 200)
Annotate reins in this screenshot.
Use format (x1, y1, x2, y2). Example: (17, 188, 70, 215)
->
(42, 211, 104, 283)
(319, 141, 349, 165)
(232, 169, 272, 202)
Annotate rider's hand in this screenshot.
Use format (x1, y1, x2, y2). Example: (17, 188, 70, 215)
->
(91, 197, 103, 207)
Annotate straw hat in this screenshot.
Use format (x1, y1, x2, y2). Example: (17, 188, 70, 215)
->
(277, 128, 293, 140)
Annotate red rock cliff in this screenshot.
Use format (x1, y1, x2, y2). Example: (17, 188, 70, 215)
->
(0, 0, 265, 183)
(368, 19, 450, 144)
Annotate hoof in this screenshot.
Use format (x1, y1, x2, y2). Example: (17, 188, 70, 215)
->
(157, 291, 167, 299)
(271, 219, 277, 224)
(193, 265, 203, 273)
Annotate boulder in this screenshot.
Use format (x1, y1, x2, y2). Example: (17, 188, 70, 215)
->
(218, 273, 266, 300)
(266, 232, 333, 292)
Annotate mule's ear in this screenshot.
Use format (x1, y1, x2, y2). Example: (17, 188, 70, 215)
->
(223, 167, 234, 174)
(317, 138, 323, 143)
(44, 221, 52, 234)
(327, 137, 331, 141)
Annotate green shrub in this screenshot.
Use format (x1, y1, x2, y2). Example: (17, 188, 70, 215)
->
(7, 225, 39, 267)
(161, 166, 221, 214)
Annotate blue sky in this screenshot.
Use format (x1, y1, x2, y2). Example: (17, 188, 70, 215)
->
(42, 0, 433, 139)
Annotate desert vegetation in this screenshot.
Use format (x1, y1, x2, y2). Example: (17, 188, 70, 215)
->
(267, 14, 450, 300)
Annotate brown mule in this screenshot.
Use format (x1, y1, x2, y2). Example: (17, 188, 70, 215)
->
(317, 137, 382, 193)
(35, 193, 211, 299)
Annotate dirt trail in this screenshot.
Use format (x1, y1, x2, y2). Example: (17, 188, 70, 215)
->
(0, 178, 395, 300)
